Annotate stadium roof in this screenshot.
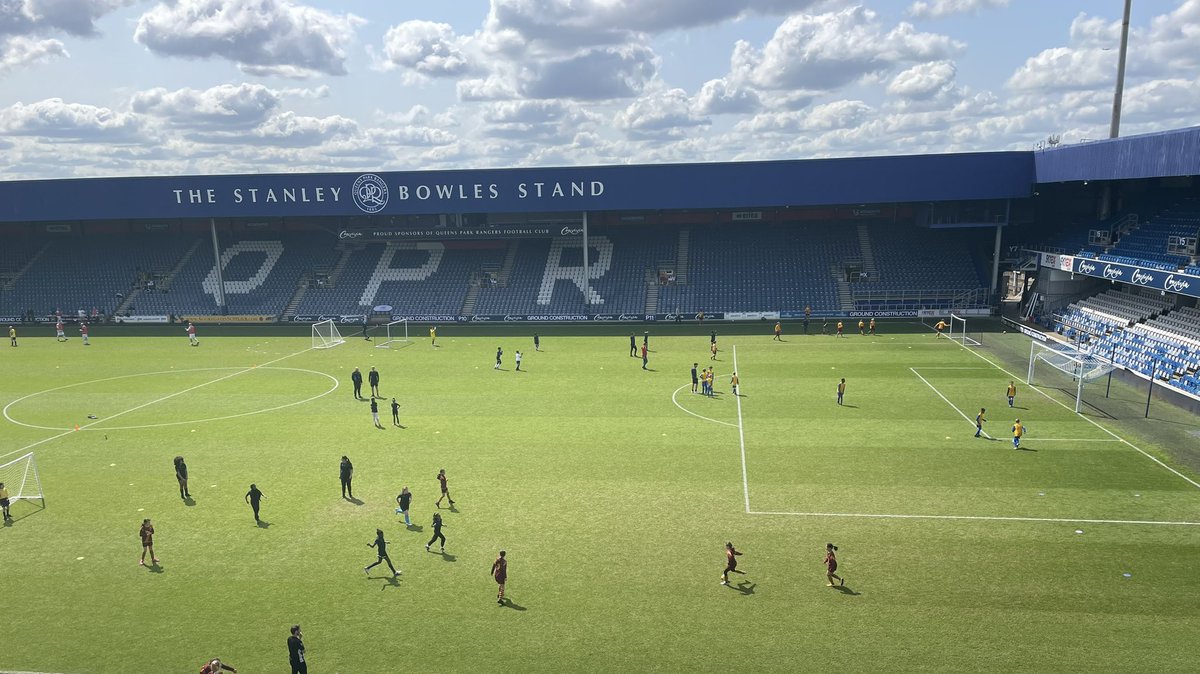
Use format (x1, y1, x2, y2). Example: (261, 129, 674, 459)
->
(1033, 125, 1200, 183)
(0, 151, 1033, 223)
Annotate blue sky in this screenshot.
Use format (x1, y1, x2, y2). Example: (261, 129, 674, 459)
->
(1, 0, 1197, 178)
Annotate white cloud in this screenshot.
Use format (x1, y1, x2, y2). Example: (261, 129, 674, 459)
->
(0, 35, 67, 75)
(907, 0, 1008, 20)
(517, 44, 658, 100)
(379, 20, 474, 79)
(887, 60, 956, 99)
(0, 97, 143, 140)
(695, 77, 761, 115)
(614, 88, 710, 140)
(133, 0, 364, 78)
(131, 83, 282, 129)
(735, 99, 872, 135)
(1, 0, 134, 38)
(732, 6, 964, 92)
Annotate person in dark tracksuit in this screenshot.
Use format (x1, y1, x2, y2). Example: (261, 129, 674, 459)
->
(368, 366, 380, 398)
(391, 398, 402, 427)
(351, 367, 363, 399)
(365, 528, 399, 577)
(340, 456, 354, 499)
(629, 334, 637, 357)
(245, 484, 265, 523)
(426, 511, 446, 553)
(174, 455, 190, 499)
(287, 625, 307, 674)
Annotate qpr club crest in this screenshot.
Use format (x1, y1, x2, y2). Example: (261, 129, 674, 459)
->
(351, 174, 389, 214)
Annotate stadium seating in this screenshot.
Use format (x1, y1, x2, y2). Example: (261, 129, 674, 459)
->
(851, 225, 989, 311)
(0, 236, 195, 318)
(134, 236, 340, 317)
(296, 242, 506, 316)
(657, 224, 852, 314)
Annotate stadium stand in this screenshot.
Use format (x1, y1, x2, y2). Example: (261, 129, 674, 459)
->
(1038, 199, 1200, 272)
(657, 224, 854, 314)
(851, 225, 990, 311)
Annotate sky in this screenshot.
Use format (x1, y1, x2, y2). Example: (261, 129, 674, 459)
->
(0, 0, 1197, 179)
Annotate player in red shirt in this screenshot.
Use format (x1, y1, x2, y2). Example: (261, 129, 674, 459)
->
(721, 542, 745, 585)
(641, 343, 648, 370)
(79, 322, 90, 345)
(187, 321, 199, 347)
(435, 468, 455, 508)
(491, 550, 508, 605)
(139, 518, 158, 566)
(199, 658, 237, 673)
(824, 543, 844, 587)
(55, 319, 67, 342)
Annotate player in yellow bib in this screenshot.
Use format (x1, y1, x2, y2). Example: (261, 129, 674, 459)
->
(1012, 419, 1024, 449)
(1006, 381, 1017, 408)
(430, 326, 437, 347)
(935, 320, 947, 338)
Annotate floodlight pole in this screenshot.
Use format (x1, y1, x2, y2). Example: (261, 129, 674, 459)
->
(1144, 358, 1155, 418)
(1109, 0, 1133, 139)
(581, 211, 590, 309)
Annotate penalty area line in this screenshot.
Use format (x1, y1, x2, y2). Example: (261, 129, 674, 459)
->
(910, 367, 993, 440)
(747, 510, 1200, 527)
(0, 346, 316, 462)
(733, 345, 750, 514)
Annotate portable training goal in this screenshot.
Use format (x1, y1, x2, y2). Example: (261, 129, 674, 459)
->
(312, 319, 345, 349)
(374, 319, 413, 349)
(1027, 340, 1115, 413)
(948, 313, 982, 347)
(0, 452, 45, 513)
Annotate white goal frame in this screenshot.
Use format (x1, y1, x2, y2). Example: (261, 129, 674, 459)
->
(1026, 340, 1114, 414)
(1, 452, 45, 510)
(311, 319, 345, 349)
(948, 313, 981, 346)
(375, 319, 413, 349)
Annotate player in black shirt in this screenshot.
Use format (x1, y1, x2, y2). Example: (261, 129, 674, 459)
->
(365, 528, 399, 577)
(245, 484, 265, 523)
(370, 397, 383, 429)
(368, 366, 380, 398)
(396, 486, 412, 526)
(426, 511, 446, 553)
(533, 333, 540, 351)
(173, 455, 190, 499)
(339, 456, 353, 499)
(691, 363, 699, 394)
(494, 346, 503, 370)
(351, 367, 363, 399)
(287, 625, 307, 674)
(629, 334, 636, 357)
(390, 398, 402, 427)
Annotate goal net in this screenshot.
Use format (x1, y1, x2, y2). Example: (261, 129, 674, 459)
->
(375, 319, 413, 349)
(0, 452, 45, 514)
(949, 313, 982, 346)
(312, 319, 345, 349)
(1026, 340, 1115, 414)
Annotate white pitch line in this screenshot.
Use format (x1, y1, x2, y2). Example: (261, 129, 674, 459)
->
(0, 347, 313, 462)
(1028, 438, 1122, 443)
(910, 367, 993, 440)
(670, 383, 738, 428)
(733, 345, 750, 514)
(947, 338, 1200, 490)
(748, 510, 1200, 526)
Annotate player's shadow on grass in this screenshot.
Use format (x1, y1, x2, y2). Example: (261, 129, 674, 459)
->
(147, 563, 165, 574)
(1016, 446, 1038, 452)
(500, 597, 526, 611)
(833, 585, 860, 596)
(256, 520, 271, 528)
(438, 552, 456, 562)
(729, 580, 755, 595)
(839, 404, 859, 409)
(372, 575, 401, 591)
(345, 497, 365, 506)
(405, 524, 424, 532)
(183, 497, 196, 507)
(643, 368, 658, 372)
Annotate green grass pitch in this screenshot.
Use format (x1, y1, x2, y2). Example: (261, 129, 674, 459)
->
(2, 325, 1199, 672)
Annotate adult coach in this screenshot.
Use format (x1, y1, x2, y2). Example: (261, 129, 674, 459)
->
(435, 469, 455, 508)
(365, 528, 400, 577)
(287, 624, 307, 674)
(368, 366, 380, 398)
(492, 550, 508, 605)
(245, 484, 266, 523)
(426, 511, 446, 553)
(173, 455, 190, 500)
(691, 363, 699, 394)
(351, 367, 363, 400)
(339, 456, 354, 499)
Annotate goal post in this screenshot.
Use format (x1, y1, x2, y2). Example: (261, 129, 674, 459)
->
(311, 319, 345, 349)
(1027, 340, 1115, 414)
(375, 319, 413, 349)
(949, 313, 982, 346)
(0, 452, 45, 513)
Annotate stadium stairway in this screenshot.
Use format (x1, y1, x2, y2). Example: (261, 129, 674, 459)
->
(675, 229, 690, 285)
(644, 269, 659, 314)
(856, 224, 878, 278)
(1, 240, 52, 290)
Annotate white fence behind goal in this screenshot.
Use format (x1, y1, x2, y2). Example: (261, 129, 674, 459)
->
(949, 313, 981, 346)
(312, 319, 345, 349)
(1026, 340, 1115, 413)
(375, 319, 413, 349)
(0, 452, 45, 511)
